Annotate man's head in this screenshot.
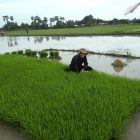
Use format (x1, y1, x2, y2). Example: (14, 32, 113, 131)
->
(79, 48, 88, 58)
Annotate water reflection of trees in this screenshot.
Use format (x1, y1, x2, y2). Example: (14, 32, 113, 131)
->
(8, 37, 18, 47)
(51, 36, 66, 41)
(33, 36, 66, 43)
(34, 36, 44, 43)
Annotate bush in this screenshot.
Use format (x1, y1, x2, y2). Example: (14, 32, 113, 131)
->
(38, 51, 48, 58)
(49, 51, 61, 59)
(32, 51, 37, 57)
(18, 50, 23, 55)
(4, 52, 10, 55)
(11, 51, 17, 55)
(50, 51, 54, 57)
(53, 51, 59, 57)
(25, 49, 32, 56)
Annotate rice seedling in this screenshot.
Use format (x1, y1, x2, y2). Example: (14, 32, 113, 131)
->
(31, 51, 37, 57)
(17, 50, 24, 55)
(0, 55, 140, 140)
(49, 51, 61, 60)
(38, 51, 48, 58)
(25, 49, 32, 56)
(11, 51, 17, 54)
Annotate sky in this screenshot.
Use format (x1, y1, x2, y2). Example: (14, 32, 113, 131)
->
(0, 0, 140, 27)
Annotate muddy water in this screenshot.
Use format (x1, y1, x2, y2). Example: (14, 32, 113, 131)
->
(0, 124, 29, 140)
(123, 112, 140, 140)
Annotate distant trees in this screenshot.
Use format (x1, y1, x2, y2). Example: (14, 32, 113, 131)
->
(30, 16, 48, 29)
(2, 15, 16, 30)
(80, 15, 96, 26)
(1, 14, 140, 31)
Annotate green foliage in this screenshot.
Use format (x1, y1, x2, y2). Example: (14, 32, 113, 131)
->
(53, 51, 59, 57)
(11, 51, 17, 54)
(38, 51, 48, 58)
(25, 49, 32, 56)
(50, 51, 54, 57)
(0, 55, 140, 140)
(17, 50, 23, 55)
(31, 51, 37, 57)
(49, 51, 60, 59)
(4, 52, 10, 55)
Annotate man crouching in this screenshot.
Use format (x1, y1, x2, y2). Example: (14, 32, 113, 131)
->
(67, 48, 93, 73)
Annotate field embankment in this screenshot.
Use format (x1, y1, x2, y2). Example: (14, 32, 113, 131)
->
(4, 24, 140, 36)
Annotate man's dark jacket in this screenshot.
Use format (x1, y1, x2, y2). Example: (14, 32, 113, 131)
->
(69, 54, 88, 72)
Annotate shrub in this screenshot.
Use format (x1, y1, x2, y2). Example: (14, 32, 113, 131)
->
(11, 51, 17, 55)
(4, 52, 10, 55)
(49, 51, 61, 59)
(32, 51, 37, 57)
(38, 51, 48, 58)
(18, 50, 23, 55)
(53, 51, 59, 57)
(50, 51, 54, 57)
(25, 49, 32, 56)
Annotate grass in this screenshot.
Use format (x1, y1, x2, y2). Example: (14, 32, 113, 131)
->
(0, 55, 140, 140)
(4, 24, 140, 36)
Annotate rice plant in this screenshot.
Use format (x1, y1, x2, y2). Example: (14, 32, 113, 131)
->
(0, 55, 140, 140)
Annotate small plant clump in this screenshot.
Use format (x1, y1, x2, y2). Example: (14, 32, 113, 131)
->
(11, 51, 17, 55)
(31, 51, 37, 57)
(25, 49, 32, 56)
(4, 52, 10, 55)
(49, 51, 61, 60)
(17, 50, 23, 55)
(38, 51, 48, 58)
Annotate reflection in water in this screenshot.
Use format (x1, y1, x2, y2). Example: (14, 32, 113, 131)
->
(27, 37, 30, 42)
(45, 36, 50, 41)
(113, 66, 124, 72)
(34, 36, 44, 43)
(8, 37, 18, 47)
(111, 59, 125, 72)
(33, 36, 66, 43)
(123, 112, 140, 140)
(51, 36, 66, 41)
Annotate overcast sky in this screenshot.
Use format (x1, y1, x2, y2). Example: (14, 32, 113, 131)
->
(0, 0, 140, 27)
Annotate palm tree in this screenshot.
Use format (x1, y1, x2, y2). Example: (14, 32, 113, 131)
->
(60, 16, 65, 22)
(42, 17, 48, 29)
(3, 15, 11, 30)
(31, 16, 34, 22)
(10, 16, 14, 21)
(49, 17, 55, 27)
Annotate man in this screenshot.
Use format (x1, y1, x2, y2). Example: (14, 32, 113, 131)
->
(68, 48, 93, 73)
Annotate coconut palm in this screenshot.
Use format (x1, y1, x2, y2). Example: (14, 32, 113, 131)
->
(3, 15, 9, 24)
(10, 16, 14, 21)
(60, 16, 65, 22)
(124, 2, 140, 15)
(49, 17, 55, 27)
(31, 16, 34, 22)
(2, 15, 14, 30)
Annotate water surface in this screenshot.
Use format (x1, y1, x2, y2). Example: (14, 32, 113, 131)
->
(0, 36, 140, 79)
(0, 36, 140, 56)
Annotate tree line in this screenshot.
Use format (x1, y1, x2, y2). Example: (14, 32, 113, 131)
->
(1, 14, 140, 31)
